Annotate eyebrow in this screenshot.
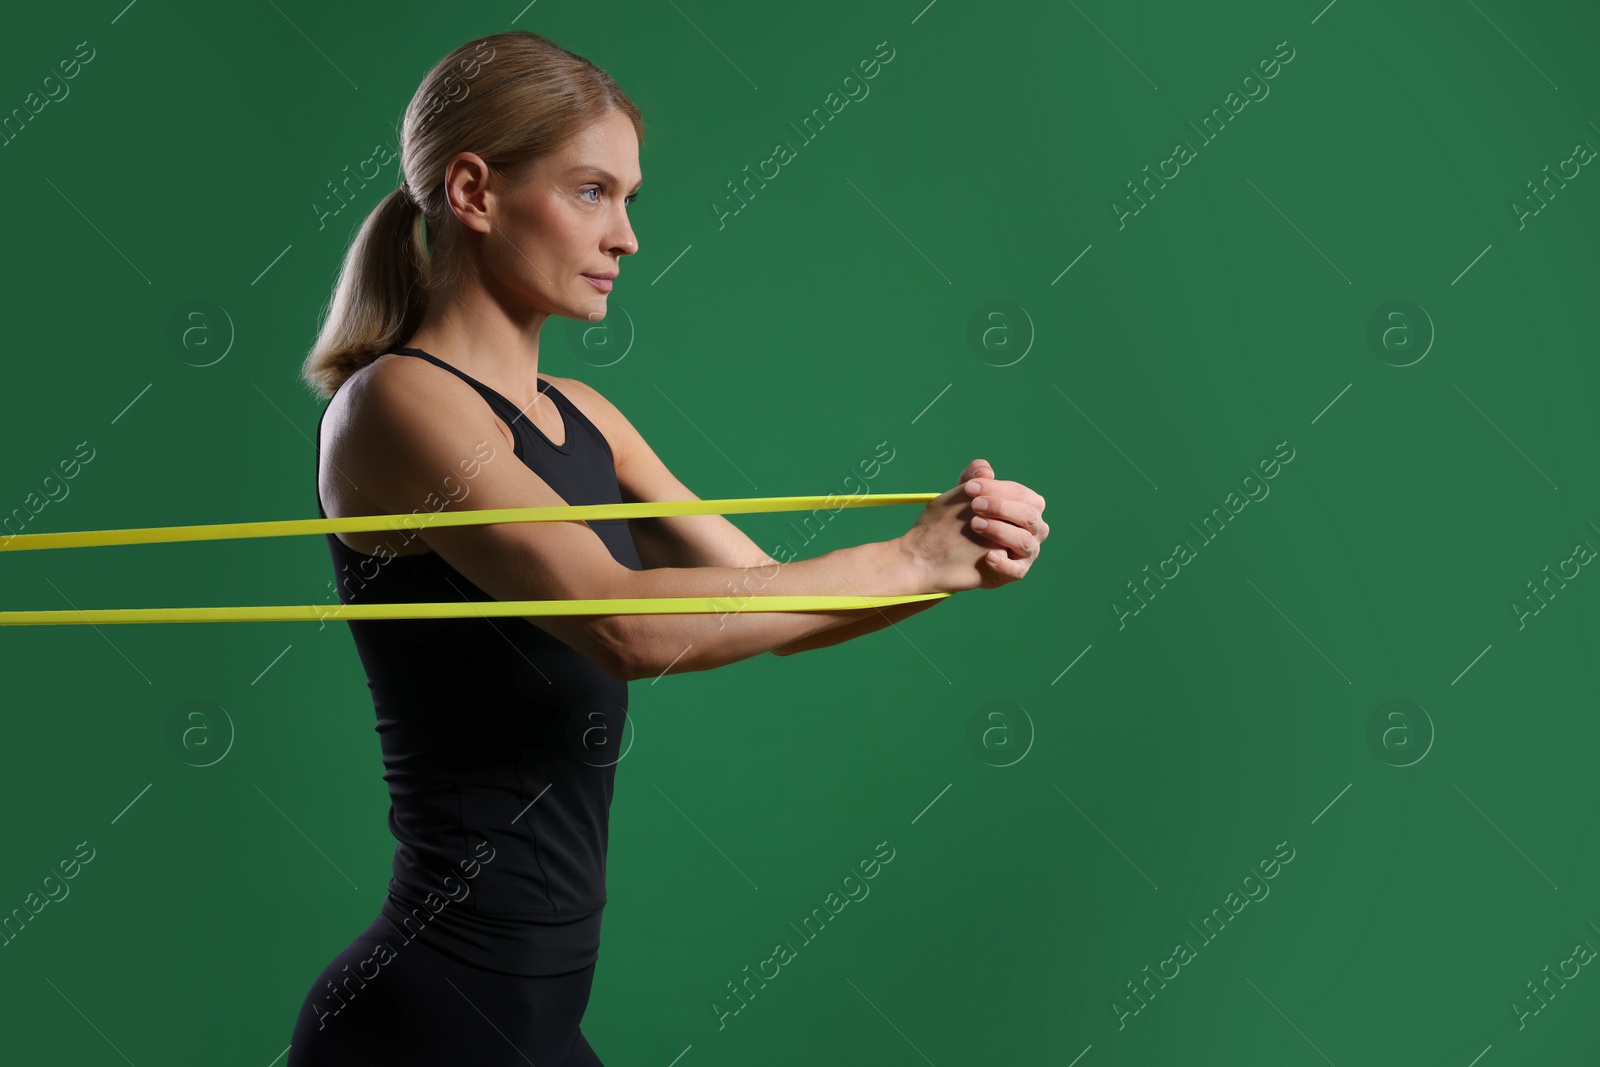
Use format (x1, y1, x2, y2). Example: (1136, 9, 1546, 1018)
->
(564, 166, 642, 193)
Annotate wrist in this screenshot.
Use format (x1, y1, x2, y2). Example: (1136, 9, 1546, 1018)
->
(883, 535, 931, 596)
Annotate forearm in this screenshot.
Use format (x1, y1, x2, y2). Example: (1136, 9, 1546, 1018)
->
(769, 594, 949, 656)
(604, 538, 932, 679)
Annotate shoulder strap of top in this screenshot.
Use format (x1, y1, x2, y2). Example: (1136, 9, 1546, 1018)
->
(391, 348, 606, 462)
(535, 378, 612, 464)
(389, 347, 537, 415)
(390, 347, 477, 388)
(388, 346, 529, 439)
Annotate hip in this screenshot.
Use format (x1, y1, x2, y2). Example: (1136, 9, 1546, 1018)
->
(288, 909, 600, 1065)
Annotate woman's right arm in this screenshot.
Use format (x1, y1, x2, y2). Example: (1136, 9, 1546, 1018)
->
(341, 358, 975, 681)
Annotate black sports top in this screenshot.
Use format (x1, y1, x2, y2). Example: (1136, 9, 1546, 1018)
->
(313, 346, 642, 977)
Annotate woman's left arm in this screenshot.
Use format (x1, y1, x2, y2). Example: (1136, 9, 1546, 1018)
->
(768, 596, 948, 656)
(561, 379, 1043, 652)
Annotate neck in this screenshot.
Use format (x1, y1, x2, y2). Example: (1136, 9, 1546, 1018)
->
(404, 289, 552, 400)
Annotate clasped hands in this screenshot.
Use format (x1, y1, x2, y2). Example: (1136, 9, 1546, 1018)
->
(958, 457, 1048, 586)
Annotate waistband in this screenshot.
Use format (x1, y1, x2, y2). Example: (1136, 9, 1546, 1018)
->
(379, 885, 604, 977)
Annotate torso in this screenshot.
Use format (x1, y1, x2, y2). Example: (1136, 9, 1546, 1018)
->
(319, 351, 605, 559)
(311, 349, 641, 979)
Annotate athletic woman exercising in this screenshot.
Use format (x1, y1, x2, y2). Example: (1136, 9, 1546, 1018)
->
(287, 29, 1048, 1065)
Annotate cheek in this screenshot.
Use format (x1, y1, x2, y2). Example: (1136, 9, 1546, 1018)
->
(491, 224, 555, 288)
(550, 215, 596, 261)
(516, 203, 588, 276)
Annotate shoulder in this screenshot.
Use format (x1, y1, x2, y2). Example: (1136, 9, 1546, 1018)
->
(343, 352, 506, 436)
(353, 350, 458, 397)
(547, 374, 637, 464)
(330, 353, 511, 474)
(545, 375, 683, 500)
(341, 351, 461, 416)
(547, 373, 615, 422)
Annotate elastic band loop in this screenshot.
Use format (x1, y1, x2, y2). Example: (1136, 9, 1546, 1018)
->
(0, 492, 946, 625)
(0, 593, 950, 627)
(0, 493, 938, 553)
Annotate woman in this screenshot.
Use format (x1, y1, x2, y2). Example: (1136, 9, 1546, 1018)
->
(288, 29, 1048, 1065)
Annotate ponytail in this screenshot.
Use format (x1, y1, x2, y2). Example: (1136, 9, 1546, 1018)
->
(299, 186, 431, 399)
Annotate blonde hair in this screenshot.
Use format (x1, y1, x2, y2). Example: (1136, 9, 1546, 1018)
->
(300, 30, 645, 400)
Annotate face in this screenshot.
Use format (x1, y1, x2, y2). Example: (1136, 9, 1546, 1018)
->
(445, 109, 641, 322)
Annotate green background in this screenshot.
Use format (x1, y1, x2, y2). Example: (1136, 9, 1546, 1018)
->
(2, 0, 1597, 1063)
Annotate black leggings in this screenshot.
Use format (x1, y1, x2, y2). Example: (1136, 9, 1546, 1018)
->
(287, 912, 604, 1066)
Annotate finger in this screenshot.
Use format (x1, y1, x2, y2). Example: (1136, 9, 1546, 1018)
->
(970, 513, 1039, 559)
(960, 459, 994, 483)
(983, 546, 1028, 580)
(966, 479, 1043, 521)
(968, 495, 1044, 539)
(972, 508, 1046, 548)
(992, 479, 1045, 514)
(962, 476, 1039, 511)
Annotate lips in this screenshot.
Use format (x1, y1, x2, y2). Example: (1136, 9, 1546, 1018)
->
(581, 274, 614, 293)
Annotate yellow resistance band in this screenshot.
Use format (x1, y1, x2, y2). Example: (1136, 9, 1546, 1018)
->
(0, 493, 950, 626)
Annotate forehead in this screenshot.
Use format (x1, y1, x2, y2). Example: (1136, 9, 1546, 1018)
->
(548, 112, 641, 184)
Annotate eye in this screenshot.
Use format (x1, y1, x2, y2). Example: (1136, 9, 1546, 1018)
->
(580, 187, 639, 205)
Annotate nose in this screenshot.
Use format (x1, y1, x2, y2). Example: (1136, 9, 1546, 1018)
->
(610, 209, 638, 258)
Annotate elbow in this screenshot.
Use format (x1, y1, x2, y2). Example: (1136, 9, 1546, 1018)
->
(600, 614, 648, 682)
